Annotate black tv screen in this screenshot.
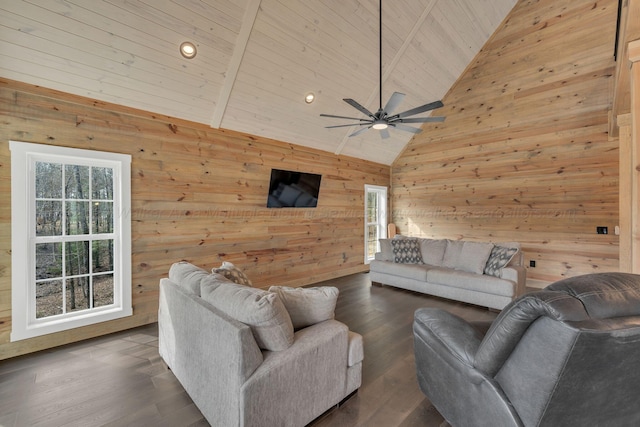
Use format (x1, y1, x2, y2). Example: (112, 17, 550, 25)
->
(267, 169, 322, 208)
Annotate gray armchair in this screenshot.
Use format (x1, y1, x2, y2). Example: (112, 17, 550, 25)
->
(413, 272, 640, 427)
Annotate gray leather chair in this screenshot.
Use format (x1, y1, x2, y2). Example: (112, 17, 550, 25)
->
(413, 272, 640, 427)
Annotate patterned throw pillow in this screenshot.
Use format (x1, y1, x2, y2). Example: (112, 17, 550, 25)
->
(391, 238, 423, 264)
(212, 261, 253, 286)
(484, 246, 519, 277)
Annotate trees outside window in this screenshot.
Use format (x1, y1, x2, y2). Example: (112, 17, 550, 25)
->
(10, 141, 131, 341)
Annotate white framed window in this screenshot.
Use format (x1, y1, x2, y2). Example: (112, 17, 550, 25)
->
(364, 184, 388, 264)
(10, 141, 132, 341)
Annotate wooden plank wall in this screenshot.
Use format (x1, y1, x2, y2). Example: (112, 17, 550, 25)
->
(392, 0, 621, 288)
(631, 40, 640, 273)
(0, 79, 389, 359)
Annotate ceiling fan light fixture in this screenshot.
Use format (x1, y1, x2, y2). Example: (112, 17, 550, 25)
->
(372, 121, 388, 130)
(180, 42, 197, 59)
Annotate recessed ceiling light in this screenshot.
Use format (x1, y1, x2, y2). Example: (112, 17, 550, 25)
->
(305, 93, 315, 104)
(180, 42, 197, 59)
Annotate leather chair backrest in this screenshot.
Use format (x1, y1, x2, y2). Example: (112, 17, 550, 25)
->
(474, 273, 640, 426)
(546, 272, 640, 318)
(474, 272, 640, 376)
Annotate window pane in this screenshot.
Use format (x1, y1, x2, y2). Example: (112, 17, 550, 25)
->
(65, 241, 90, 276)
(65, 165, 89, 199)
(36, 162, 62, 198)
(93, 274, 114, 308)
(66, 276, 90, 313)
(367, 225, 378, 258)
(92, 202, 113, 234)
(36, 280, 63, 318)
(92, 167, 113, 200)
(66, 201, 90, 235)
(36, 200, 62, 236)
(367, 192, 377, 222)
(92, 240, 114, 273)
(36, 242, 62, 280)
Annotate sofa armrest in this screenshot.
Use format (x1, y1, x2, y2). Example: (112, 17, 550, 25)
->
(500, 265, 527, 297)
(241, 319, 353, 427)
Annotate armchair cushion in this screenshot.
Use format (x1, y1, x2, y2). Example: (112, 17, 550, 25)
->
(201, 281, 294, 351)
(169, 261, 227, 296)
(269, 286, 339, 329)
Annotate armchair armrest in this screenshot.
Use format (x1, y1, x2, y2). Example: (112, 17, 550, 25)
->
(413, 308, 524, 427)
(240, 320, 352, 427)
(413, 308, 483, 366)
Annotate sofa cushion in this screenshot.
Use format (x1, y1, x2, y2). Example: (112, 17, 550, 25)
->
(169, 261, 228, 296)
(212, 261, 253, 286)
(370, 260, 431, 282)
(391, 238, 423, 264)
(419, 239, 447, 266)
(456, 242, 494, 274)
(484, 245, 520, 277)
(427, 267, 516, 297)
(201, 282, 294, 351)
(378, 239, 394, 261)
(442, 240, 465, 268)
(269, 286, 339, 329)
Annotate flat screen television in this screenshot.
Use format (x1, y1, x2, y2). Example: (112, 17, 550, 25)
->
(266, 169, 322, 208)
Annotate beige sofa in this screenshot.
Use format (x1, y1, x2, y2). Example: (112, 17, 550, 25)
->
(158, 262, 363, 427)
(369, 237, 526, 310)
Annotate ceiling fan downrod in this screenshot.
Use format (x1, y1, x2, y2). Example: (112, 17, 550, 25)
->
(319, 0, 446, 139)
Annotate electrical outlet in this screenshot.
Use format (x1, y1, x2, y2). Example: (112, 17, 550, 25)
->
(529, 260, 536, 268)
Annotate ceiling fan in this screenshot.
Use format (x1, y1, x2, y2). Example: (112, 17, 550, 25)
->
(320, 0, 445, 139)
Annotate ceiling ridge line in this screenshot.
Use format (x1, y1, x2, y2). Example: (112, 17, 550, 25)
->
(210, 0, 262, 129)
(334, 0, 438, 156)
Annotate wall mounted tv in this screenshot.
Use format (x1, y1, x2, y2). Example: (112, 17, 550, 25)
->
(266, 169, 322, 208)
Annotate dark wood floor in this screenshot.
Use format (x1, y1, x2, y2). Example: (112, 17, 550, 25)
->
(0, 273, 499, 427)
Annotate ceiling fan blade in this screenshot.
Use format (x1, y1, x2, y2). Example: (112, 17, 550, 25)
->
(383, 92, 405, 116)
(380, 128, 391, 139)
(344, 98, 376, 119)
(320, 113, 370, 121)
(325, 123, 371, 129)
(395, 100, 444, 119)
(349, 126, 372, 137)
(395, 116, 446, 123)
(392, 123, 423, 134)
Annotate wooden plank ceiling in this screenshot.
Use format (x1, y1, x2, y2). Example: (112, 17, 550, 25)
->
(0, 0, 516, 165)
